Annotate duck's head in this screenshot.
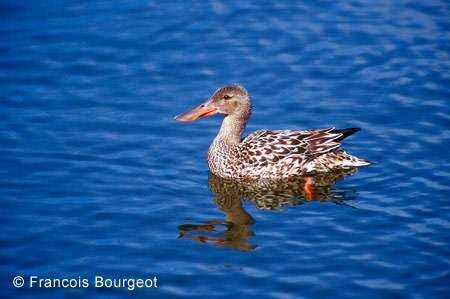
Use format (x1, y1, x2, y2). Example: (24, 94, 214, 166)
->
(175, 84, 251, 122)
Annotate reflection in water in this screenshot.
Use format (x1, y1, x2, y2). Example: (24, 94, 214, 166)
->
(178, 169, 359, 251)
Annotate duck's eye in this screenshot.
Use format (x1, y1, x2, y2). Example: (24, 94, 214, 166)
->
(223, 95, 232, 100)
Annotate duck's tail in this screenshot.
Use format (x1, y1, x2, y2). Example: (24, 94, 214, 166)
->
(331, 127, 361, 142)
(330, 128, 373, 165)
(344, 154, 372, 167)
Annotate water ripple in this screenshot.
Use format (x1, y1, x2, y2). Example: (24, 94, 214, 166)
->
(1, 1, 449, 298)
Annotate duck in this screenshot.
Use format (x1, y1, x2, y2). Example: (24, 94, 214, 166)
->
(175, 84, 371, 181)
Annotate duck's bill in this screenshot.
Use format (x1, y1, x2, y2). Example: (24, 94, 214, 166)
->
(175, 101, 218, 122)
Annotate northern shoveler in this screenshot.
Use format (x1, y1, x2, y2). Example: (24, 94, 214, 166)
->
(175, 84, 370, 180)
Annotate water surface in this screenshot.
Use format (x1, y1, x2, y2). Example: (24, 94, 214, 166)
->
(1, 1, 449, 298)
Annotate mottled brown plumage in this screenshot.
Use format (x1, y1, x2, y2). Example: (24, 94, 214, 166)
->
(175, 84, 370, 180)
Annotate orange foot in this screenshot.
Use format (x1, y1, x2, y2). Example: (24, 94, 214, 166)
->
(304, 177, 314, 200)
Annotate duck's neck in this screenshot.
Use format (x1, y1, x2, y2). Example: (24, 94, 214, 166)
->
(215, 114, 249, 146)
(215, 103, 252, 146)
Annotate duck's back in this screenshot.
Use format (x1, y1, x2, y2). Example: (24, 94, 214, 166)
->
(237, 128, 369, 179)
(208, 127, 370, 179)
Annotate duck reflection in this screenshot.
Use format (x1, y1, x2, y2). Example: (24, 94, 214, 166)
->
(178, 168, 358, 251)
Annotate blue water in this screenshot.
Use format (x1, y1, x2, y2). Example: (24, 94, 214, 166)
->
(1, 1, 449, 298)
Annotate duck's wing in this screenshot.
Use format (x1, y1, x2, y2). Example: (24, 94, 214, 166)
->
(240, 128, 344, 165)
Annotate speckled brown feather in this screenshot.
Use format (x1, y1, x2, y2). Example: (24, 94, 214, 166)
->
(208, 127, 370, 179)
